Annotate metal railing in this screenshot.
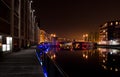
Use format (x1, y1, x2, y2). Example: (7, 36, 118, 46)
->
(42, 52, 69, 77)
(36, 48, 69, 77)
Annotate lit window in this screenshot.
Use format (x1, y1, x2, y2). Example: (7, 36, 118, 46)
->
(106, 32, 107, 34)
(105, 23, 107, 26)
(103, 30, 106, 32)
(110, 22, 113, 25)
(115, 22, 118, 25)
(103, 23, 107, 28)
(0, 35, 2, 39)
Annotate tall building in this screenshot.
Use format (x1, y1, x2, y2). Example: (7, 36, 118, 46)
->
(99, 20, 120, 45)
(88, 32, 99, 42)
(0, 0, 39, 52)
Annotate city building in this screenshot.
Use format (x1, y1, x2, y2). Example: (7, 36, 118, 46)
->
(82, 32, 99, 42)
(39, 29, 51, 43)
(99, 20, 120, 45)
(0, 0, 39, 52)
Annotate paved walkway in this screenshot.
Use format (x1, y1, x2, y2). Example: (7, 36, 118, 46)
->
(0, 48, 45, 77)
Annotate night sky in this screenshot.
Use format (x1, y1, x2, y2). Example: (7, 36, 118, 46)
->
(33, 0, 120, 40)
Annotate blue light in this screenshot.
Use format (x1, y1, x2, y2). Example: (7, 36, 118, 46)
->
(36, 51, 41, 62)
(44, 72, 48, 77)
(43, 66, 48, 77)
(38, 45, 43, 48)
(36, 50, 48, 77)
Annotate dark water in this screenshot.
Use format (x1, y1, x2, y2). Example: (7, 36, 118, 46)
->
(46, 47, 120, 77)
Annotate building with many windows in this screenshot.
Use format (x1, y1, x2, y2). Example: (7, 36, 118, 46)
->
(39, 29, 51, 43)
(99, 20, 120, 45)
(0, 0, 39, 52)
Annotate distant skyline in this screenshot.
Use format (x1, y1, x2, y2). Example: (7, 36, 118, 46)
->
(33, 0, 120, 40)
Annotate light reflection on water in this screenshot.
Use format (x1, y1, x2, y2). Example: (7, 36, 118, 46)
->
(46, 47, 120, 77)
(98, 48, 120, 72)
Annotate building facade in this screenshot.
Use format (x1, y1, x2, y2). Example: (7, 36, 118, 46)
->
(99, 20, 120, 45)
(39, 29, 51, 43)
(0, 0, 39, 52)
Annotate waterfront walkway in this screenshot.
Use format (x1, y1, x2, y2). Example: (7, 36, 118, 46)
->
(0, 48, 45, 77)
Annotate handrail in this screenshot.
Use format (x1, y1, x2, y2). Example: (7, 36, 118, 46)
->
(36, 45, 69, 77)
(42, 52, 69, 77)
(44, 53, 69, 77)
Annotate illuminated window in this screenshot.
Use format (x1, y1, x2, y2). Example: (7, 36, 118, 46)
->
(103, 30, 106, 32)
(106, 32, 107, 34)
(0, 35, 2, 39)
(104, 23, 107, 26)
(2, 44, 7, 51)
(115, 21, 118, 25)
(110, 22, 113, 25)
(103, 23, 107, 28)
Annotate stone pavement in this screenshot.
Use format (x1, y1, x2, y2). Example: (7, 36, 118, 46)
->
(0, 48, 45, 77)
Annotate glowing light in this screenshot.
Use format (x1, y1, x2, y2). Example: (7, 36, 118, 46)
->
(0, 35, 2, 47)
(98, 48, 107, 52)
(103, 66, 107, 70)
(109, 49, 118, 54)
(83, 35, 85, 37)
(2, 44, 7, 51)
(103, 30, 106, 32)
(53, 54, 56, 58)
(43, 66, 48, 77)
(6, 37, 12, 51)
(40, 61, 43, 66)
(83, 54, 85, 57)
(116, 21, 118, 25)
(110, 22, 113, 25)
(102, 60, 105, 63)
(30, 0, 33, 3)
(0, 35, 2, 39)
(102, 65, 107, 70)
(109, 40, 119, 45)
(85, 34, 88, 37)
(102, 54, 105, 57)
(110, 67, 112, 70)
(98, 41, 107, 45)
(85, 55, 88, 59)
(51, 34, 56, 37)
(51, 54, 56, 59)
(115, 68, 118, 72)
(33, 9, 35, 12)
(110, 52, 113, 54)
(7, 45, 10, 51)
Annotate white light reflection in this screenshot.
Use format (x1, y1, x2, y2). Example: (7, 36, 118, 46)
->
(115, 68, 118, 72)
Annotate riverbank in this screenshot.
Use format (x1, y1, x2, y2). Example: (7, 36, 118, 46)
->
(96, 44, 120, 49)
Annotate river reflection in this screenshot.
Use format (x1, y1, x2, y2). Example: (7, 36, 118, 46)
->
(98, 48, 120, 72)
(46, 47, 120, 77)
